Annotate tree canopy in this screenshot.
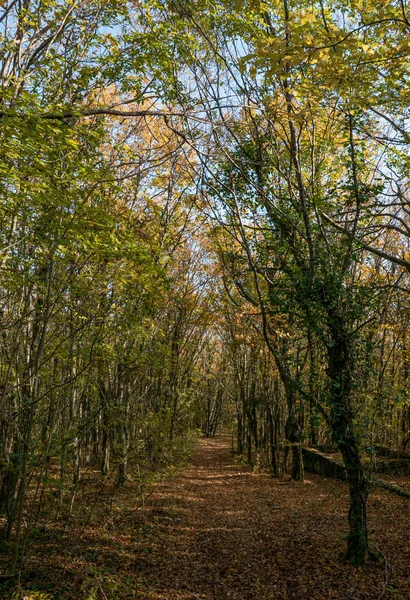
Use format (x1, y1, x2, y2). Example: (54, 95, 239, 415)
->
(1, 0, 410, 592)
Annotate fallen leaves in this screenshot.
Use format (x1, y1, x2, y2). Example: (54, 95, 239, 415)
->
(2, 436, 410, 599)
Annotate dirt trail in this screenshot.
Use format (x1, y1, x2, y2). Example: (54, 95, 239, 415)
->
(134, 436, 410, 600)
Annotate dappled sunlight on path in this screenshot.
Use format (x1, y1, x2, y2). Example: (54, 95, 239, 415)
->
(133, 436, 410, 600)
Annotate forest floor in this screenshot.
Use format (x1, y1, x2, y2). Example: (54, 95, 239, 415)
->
(2, 435, 410, 600)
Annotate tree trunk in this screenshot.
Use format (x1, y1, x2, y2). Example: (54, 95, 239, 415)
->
(267, 405, 279, 475)
(327, 308, 369, 565)
(284, 383, 304, 482)
(0, 447, 20, 539)
(116, 424, 128, 488)
(237, 411, 243, 455)
(339, 438, 369, 565)
(285, 409, 304, 481)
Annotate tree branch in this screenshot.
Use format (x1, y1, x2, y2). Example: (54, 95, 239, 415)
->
(321, 212, 410, 271)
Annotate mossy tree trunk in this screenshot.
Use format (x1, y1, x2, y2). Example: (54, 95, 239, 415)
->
(327, 307, 369, 566)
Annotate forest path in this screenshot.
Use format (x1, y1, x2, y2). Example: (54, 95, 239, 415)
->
(134, 436, 410, 600)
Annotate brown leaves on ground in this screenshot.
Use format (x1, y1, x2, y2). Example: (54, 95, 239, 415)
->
(3, 436, 410, 599)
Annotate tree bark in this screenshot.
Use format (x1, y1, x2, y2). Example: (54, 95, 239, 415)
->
(327, 308, 369, 565)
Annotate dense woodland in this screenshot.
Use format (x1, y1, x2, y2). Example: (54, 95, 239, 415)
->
(1, 0, 410, 597)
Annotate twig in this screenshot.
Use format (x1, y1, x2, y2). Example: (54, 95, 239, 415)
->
(95, 574, 109, 600)
(113, 490, 155, 525)
(374, 545, 389, 600)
